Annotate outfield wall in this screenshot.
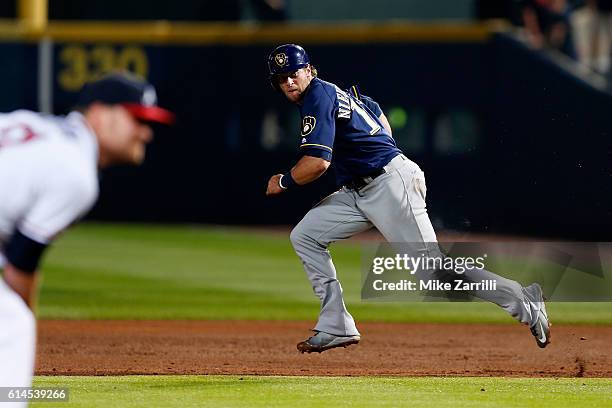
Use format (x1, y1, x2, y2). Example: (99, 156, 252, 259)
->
(0, 21, 609, 239)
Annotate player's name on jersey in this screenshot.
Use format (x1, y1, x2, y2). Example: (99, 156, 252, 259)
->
(335, 86, 351, 119)
(372, 279, 498, 292)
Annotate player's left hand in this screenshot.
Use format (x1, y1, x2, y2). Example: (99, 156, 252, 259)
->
(266, 174, 285, 196)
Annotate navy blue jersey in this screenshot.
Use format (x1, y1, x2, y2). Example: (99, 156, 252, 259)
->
(298, 78, 401, 185)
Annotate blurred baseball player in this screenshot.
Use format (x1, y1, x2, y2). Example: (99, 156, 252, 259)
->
(265, 44, 550, 353)
(0, 71, 174, 405)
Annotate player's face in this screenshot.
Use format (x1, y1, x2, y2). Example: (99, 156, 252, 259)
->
(93, 104, 153, 167)
(278, 67, 313, 103)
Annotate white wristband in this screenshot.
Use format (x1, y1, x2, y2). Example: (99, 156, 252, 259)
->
(278, 175, 288, 190)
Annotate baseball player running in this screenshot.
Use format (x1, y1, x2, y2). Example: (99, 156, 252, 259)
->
(0, 72, 174, 406)
(265, 44, 550, 353)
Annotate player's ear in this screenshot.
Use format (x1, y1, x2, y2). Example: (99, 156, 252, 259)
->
(309, 65, 318, 78)
(303, 65, 311, 77)
(82, 103, 102, 126)
(86, 102, 108, 117)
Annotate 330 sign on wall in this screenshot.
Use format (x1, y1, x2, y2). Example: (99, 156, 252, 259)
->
(57, 44, 149, 92)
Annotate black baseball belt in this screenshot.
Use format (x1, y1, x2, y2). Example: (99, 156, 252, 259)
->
(345, 154, 407, 191)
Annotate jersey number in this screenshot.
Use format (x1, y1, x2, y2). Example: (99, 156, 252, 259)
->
(351, 99, 381, 135)
(0, 125, 38, 149)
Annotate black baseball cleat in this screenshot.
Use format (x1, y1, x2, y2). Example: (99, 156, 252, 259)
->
(522, 283, 551, 348)
(297, 331, 360, 353)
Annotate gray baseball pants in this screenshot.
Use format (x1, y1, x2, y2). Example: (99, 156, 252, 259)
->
(290, 154, 532, 336)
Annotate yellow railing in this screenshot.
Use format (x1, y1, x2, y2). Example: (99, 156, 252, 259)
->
(18, 0, 47, 33)
(2, 3, 509, 45)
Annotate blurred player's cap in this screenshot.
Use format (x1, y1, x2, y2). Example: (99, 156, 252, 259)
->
(77, 71, 175, 125)
(267, 43, 310, 76)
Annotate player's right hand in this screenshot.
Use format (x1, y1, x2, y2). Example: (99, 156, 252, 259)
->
(266, 174, 285, 196)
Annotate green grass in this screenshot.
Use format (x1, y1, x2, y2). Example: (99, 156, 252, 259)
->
(38, 223, 612, 324)
(31, 376, 612, 408)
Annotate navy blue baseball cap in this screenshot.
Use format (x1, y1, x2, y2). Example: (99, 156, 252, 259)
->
(77, 71, 175, 125)
(267, 44, 310, 76)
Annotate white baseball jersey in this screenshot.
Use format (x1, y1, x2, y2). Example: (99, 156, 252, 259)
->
(0, 110, 99, 268)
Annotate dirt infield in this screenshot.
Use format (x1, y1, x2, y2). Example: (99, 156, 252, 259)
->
(36, 320, 612, 377)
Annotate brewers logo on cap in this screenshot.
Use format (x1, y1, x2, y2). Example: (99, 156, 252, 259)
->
(275, 53, 288, 67)
(301, 116, 316, 136)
